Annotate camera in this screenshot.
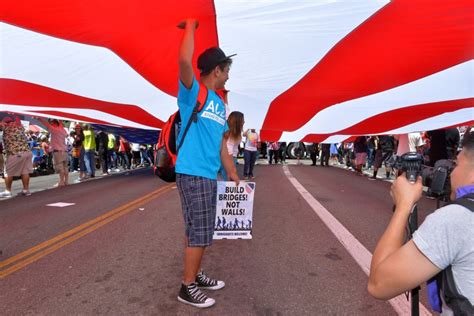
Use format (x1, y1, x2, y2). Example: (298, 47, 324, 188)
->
(392, 152, 455, 201)
(392, 152, 424, 183)
(421, 159, 455, 201)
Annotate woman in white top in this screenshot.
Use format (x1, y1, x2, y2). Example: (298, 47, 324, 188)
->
(221, 111, 244, 180)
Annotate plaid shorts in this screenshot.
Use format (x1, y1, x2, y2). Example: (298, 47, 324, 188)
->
(176, 174, 217, 247)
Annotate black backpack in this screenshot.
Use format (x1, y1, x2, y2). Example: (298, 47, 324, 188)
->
(429, 193, 474, 315)
(153, 83, 208, 182)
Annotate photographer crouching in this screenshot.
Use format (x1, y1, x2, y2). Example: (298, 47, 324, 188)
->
(368, 129, 474, 315)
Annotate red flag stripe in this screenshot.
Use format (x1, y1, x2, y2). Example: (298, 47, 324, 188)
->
(0, 0, 218, 97)
(300, 99, 474, 142)
(0, 79, 164, 128)
(262, 0, 474, 133)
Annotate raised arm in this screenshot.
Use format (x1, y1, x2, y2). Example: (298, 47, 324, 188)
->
(178, 19, 199, 89)
(38, 117, 51, 129)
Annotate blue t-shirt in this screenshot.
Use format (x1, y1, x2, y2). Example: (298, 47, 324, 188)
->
(175, 78, 228, 180)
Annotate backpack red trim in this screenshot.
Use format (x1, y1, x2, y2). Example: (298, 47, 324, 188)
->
(153, 82, 209, 181)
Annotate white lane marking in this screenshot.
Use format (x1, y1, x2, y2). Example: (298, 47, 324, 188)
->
(46, 202, 76, 208)
(283, 166, 431, 316)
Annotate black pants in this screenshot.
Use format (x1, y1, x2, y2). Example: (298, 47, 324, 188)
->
(320, 149, 330, 166)
(99, 149, 108, 173)
(310, 152, 318, 165)
(269, 150, 279, 164)
(70, 156, 79, 171)
(118, 151, 131, 169)
(279, 147, 286, 162)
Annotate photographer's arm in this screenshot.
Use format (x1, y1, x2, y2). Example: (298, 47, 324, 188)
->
(368, 176, 440, 299)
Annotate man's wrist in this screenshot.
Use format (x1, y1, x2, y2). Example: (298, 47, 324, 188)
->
(394, 201, 415, 214)
(185, 20, 198, 31)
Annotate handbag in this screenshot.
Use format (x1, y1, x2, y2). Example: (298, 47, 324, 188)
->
(72, 146, 81, 158)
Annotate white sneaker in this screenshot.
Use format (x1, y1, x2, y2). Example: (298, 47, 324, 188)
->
(19, 190, 31, 196)
(0, 190, 12, 198)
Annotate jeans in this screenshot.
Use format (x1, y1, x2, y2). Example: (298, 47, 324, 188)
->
(107, 150, 117, 169)
(243, 150, 257, 177)
(367, 147, 375, 168)
(79, 147, 86, 173)
(84, 150, 95, 176)
(140, 150, 152, 165)
(118, 151, 131, 169)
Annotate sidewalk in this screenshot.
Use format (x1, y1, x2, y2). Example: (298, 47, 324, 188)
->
(0, 167, 149, 200)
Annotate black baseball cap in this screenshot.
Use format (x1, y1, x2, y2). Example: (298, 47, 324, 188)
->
(197, 47, 236, 75)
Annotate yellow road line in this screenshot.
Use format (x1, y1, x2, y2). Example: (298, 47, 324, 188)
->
(0, 184, 174, 278)
(0, 184, 172, 269)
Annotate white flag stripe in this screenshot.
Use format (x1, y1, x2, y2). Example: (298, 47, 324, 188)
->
(281, 61, 474, 141)
(0, 22, 176, 121)
(215, 0, 389, 131)
(317, 107, 474, 144)
(1, 105, 159, 130)
(319, 135, 351, 145)
(382, 107, 474, 135)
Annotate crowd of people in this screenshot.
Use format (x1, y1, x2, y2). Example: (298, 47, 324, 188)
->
(232, 127, 465, 186)
(0, 116, 154, 197)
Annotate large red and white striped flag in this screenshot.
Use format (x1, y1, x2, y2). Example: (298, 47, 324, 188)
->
(1, 0, 473, 142)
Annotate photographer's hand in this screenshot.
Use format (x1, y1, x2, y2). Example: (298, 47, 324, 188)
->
(369, 173, 439, 300)
(390, 174, 423, 212)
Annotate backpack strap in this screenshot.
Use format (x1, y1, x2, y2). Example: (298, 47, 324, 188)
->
(440, 266, 474, 315)
(449, 192, 474, 211)
(191, 82, 209, 123)
(176, 82, 208, 153)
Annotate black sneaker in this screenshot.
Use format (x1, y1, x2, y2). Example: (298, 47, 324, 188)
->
(196, 270, 225, 290)
(177, 283, 215, 308)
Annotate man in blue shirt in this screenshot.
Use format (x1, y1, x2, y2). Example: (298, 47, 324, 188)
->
(368, 128, 474, 313)
(176, 19, 239, 308)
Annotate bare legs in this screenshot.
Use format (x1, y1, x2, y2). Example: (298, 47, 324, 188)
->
(183, 245, 205, 284)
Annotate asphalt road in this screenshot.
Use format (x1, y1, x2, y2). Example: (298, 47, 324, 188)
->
(0, 162, 438, 315)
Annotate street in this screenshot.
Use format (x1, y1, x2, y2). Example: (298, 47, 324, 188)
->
(0, 161, 438, 315)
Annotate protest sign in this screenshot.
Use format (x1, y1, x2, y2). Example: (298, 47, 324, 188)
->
(213, 181, 255, 239)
